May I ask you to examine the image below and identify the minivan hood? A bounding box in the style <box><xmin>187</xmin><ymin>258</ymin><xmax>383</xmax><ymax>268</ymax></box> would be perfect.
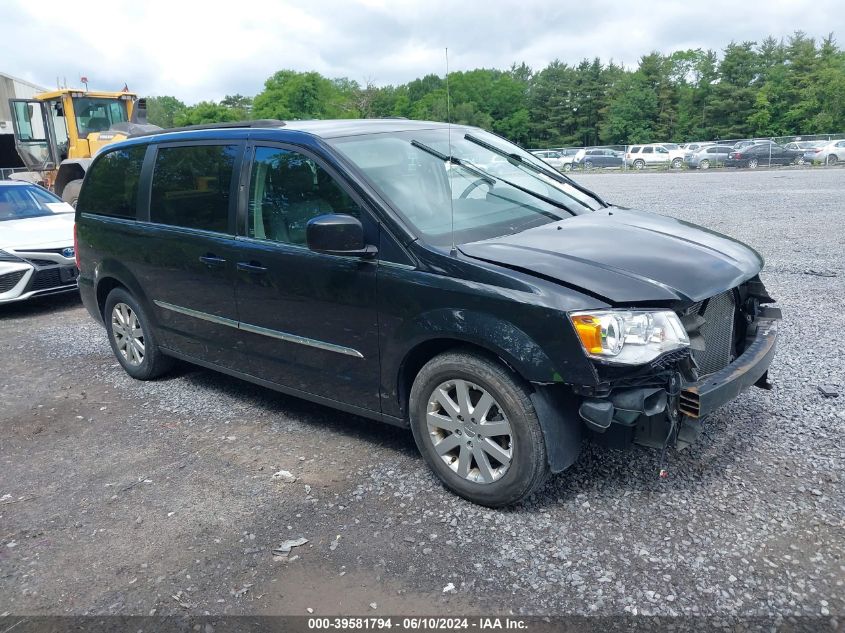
<box><xmin>459</xmin><ymin>208</ymin><xmax>763</xmax><ymax>304</ymax></box>
<box><xmin>0</xmin><ymin>213</ymin><xmax>74</xmax><ymax>251</ymax></box>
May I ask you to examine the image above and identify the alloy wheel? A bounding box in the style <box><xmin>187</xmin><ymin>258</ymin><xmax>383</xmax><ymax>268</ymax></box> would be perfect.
<box><xmin>426</xmin><ymin>379</ymin><xmax>513</xmax><ymax>484</ymax></box>
<box><xmin>111</xmin><ymin>302</ymin><xmax>145</xmax><ymax>366</ymax></box>
<box><xmin>700</xmin><ymin>159</ymin><xmax>710</xmax><ymax>169</ymax></box>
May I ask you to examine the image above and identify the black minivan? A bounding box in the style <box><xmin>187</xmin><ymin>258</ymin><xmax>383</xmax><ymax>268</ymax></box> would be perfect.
<box><xmin>75</xmin><ymin>119</ymin><xmax>780</xmax><ymax>507</ymax></box>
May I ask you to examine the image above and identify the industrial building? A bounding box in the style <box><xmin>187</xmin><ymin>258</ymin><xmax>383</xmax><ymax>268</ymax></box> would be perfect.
<box><xmin>0</xmin><ymin>72</ymin><xmax>46</xmax><ymax>176</ymax></box>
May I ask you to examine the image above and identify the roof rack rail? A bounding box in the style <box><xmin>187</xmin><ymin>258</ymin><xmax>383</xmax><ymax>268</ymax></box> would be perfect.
<box><xmin>129</xmin><ymin>119</ymin><xmax>285</xmax><ymax>138</ymax></box>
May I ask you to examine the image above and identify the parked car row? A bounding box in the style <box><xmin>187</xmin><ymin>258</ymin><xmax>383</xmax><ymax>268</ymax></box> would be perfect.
<box><xmin>531</xmin><ymin>137</ymin><xmax>845</xmax><ymax>172</ymax></box>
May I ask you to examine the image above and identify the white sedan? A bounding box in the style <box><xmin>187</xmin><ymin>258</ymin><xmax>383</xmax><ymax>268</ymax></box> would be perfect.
<box><xmin>0</xmin><ymin>181</ymin><xmax>78</xmax><ymax>305</ymax></box>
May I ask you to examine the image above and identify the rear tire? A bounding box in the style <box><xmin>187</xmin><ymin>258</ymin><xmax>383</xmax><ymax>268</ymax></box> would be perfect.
<box><xmin>409</xmin><ymin>351</ymin><xmax>549</xmax><ymax>507</ymax></box>
<box><xmin>699</xmin><ymin>159</ymin><xmax>710</xmax><ymax>170</ymax></box>
<box><xmin>61</xmin><ymin>179</ymin><xmax>84</xmax><ymax>208</ymax></box>
<box><xmin>828</xmin><ymin>154</ymin><xmax>838</xmax><ymax>165</ymax></box>
<box><xmin>104</xmin><ymin>288</ymin><xmax>173</xmax><ymax>380</ymax></box>
<box><xmin>671</xmin><ymin>158</ymin><xmax>683</xmax><ymax>169</ymax></box>
<box><xmin>562</xmin><ymin>163</ymin><xmax>572</xmax><ymax>172</ymax></box>
<box><xmin>748</xmin><ymin>158</ymin><xmax>759</xmax><ymax>169</ymax></box>
<box><xmin>584</xmin><ymin>160</ymin><xmax>594</xmax><ymax>170</ymax></box>
<box><xmin>633</xmin><ymin>159</ymin><xmax>645</xmax><ymax>170</ymax></box>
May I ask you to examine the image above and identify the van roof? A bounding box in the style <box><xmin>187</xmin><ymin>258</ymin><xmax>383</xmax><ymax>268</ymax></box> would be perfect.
<box><xmin>130</xmin><ymin>118</ymin><xmax>451</xmax><ymax>142</ymax></box>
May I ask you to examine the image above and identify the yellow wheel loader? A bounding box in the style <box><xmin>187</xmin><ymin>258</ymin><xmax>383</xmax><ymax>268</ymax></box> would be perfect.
<box><xmin>8</xmin><ymin>88</ymin><xmax>159</xmax><ymax>205</ymax></box>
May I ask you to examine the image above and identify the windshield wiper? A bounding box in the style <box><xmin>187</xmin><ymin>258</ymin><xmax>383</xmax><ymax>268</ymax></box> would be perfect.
<box><xmin>410</xmin><ymin>140</ymin><xmax>494</xmax><ymax>184</ymax></box>
<box><xmin>410</xmin><ymin>139</ymin><xmax>576</xmax><ymax>217</ymax></box>
<box><xmin>463</xmin><ymin>133</ymin><xmax>608</xmax><ymax>207</ymax></box>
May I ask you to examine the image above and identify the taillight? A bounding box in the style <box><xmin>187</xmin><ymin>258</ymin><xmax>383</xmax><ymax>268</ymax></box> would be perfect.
<box><xmin>734</xmin><ymin>153</ymin><xmax>742</xmax><ymax>159</ymax></box>
<box><xmin>73</xmin><ymin>223</ymin><xmax>80</xmax><ymax>269</ymax></box>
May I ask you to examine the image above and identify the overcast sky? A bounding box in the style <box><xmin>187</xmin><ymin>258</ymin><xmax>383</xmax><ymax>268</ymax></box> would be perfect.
<box><xmin>2</xmin><ymin>0</ymin><xmax>842</xmax><ymax>104</ymax></box>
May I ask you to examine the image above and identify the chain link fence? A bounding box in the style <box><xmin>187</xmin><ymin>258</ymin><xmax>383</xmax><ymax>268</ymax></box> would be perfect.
<box><xmin>0</xmin><ymin>167</ymin><xmax>28</xmax><ymax>181</ymax></box>
<box><xmin>530</xmin><ymin>133</ymin><xmax>845</xmax><ymax>172</ymax></box>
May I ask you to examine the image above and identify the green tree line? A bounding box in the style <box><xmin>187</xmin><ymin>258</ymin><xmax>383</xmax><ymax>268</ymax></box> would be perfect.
<box><xmin>146</xmin><ymin>31</ymin><xmax>845</xmax><ymax>147</ymax></box>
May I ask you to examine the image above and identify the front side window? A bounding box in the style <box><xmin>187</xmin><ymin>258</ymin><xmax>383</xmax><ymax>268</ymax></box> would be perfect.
<box><xmin>73</xmin><ymin>98</ymin><xmax>128</xmax><ymax>139</ymax></box>
<box><xmin>329</xmin><ymin>128</ymin><xmax>602</xmax><ymax>246</ymax></box>
<box><xmin>78</xmin><ymin>145</ymin><xmax>146</xmax><ymax>219</ymax></box>
<box><xmin>150</xmin><ymin>144</ymin><xmax>238</xmax><ymax>233</ymax></box>
<box><xmin>248</xmin><ymin>146</ymin><xmax>361</xmax><ymax>246</ymax></box>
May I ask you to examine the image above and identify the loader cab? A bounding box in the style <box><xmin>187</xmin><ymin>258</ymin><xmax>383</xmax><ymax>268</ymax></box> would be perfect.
<box><xmin>9</xmin><ymin>89</ymin><xmax>138</xmax><ymax>203</ymax></box>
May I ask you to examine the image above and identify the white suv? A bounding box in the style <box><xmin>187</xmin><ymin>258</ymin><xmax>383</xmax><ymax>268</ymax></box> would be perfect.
<box><xmin>625</xmin><ymin>144</ymin><xmax>685</xmax><ymax>169</ymax></box>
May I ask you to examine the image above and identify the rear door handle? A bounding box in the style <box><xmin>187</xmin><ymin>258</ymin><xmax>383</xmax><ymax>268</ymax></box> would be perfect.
<box><xmin>237</xmin><ymin>261</ymin><xmax>268</xmax><ymax>274</ymax></box>
<box><xmin>199</xmin><ymin>254</ymin><xmax>227</xmax><ymax>267</ymax></box>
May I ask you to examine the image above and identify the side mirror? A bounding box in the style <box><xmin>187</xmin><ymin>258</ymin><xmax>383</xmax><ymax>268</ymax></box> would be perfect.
<box><xmin>306</xmin><ymin>214</ymin><xmax>377</xmax><ymax>258</ymax></box>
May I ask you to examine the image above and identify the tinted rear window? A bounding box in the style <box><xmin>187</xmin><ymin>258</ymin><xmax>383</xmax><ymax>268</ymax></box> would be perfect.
<box><xmin>150</xmin><ymin>144</ymin><xmax>238</xmax><ymax>233</ymax></box>
<box><xmin>78</xmin><ymin>145</ymin><xmax>146</xmax><ymax>218</ymax></box>
<box><xmin>629</xmin><ymin>146</ymin><xmax>641</xmax><ymax>153</ymax></box>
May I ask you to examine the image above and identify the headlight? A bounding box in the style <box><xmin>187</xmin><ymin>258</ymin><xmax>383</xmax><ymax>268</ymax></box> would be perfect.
<box><xmin>569</xmin><ymin>309</ymin><xmax>689</xmax><ymax>365</ymax></box>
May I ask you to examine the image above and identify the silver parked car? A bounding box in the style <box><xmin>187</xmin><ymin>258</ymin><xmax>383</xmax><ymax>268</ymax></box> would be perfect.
<box><xmin>0</xmin><ymin>181</ymin><xmax>78</xmax><ymax>305</ymax></box>
<box><xmin>784</xmin><ymin>141</ymin><xmax>826</xmax><ymax>164</ymax></box>
<box><xmin>804</xmin><ymin>139</ymin><xmax>845</xmax><ymax>165</ymax></box>
<box><xmin>688</xmin><ymin>145</ymin><xmax>735</xmax><ymax>169</ymax></box>
<box><xmin>530</xmin><ymin>150</ymin><xmax>566</xmax><ymax>171</ymax></box>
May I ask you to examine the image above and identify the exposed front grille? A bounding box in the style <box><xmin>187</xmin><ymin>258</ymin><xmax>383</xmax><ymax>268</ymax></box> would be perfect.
<box><xmin>0</xmin><ymin>270</ymin><xmax>26</xmax><ymax>293</ymax></box>
<box><xmin>26</xmin><ymin>258</ymin><xmax>58</xmax><ymax>267</ymax></box>
<box><xmin>689</xmin><ymin>290</ymin><xmax>736</xmax><ymax>376</ymax></box>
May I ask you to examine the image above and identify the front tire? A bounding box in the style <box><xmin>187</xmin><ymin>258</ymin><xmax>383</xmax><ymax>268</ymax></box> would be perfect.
<box><xmin>409</xmin><ymin>351</ymin><xmax>549</xmax><ymax>507</ymax></box>
<box><xmin>562</xmin><ymin>163</ymin><xmax>572</xmax><ymax>172</ymax></box>
<box><xmin>104</xmin><ymin>288</ymin><xmax>173</xmax><ymax>380</ymax></box>
<box><xmin>699</xmin><ymin>159</ymin><xmax>710</xmax><ymax>170</ymax></box>
<box><xmin>62</xmin><ymin>179</ymin><xmax>84</xmax><ymax>208</ymax></box>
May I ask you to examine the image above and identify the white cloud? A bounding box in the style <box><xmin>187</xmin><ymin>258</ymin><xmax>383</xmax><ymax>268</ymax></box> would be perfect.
<box><xmin>1</xmin><ymin>0</ymin><xmax>841</xmax><ymax>103</ymax></box>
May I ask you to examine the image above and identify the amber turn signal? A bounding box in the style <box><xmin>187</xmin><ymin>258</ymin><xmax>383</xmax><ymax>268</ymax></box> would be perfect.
<box><xmin>571</xmin><ymin>314</ymin><xmax>603</xmax><ymax>354</ymax></box>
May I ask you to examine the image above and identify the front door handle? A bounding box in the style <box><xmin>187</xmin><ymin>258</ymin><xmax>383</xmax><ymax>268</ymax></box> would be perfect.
<box><xmin>199</xmin><ymin>254</ymin><xmax>227</xmax><ymax>267</ymax></box>
<box><xmin>237</xmin><ymin>261</ymin><xmax>268</xmax><ymax>274</ymax></box>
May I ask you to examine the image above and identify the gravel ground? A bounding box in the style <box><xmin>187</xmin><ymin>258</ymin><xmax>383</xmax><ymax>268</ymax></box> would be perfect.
<box><xmin>1</xmin><ymin>168</ymin><xmax>843</xmax><ymax>623</ymax></box>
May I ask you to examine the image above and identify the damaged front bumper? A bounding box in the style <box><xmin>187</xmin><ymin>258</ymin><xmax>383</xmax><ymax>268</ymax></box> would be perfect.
<box><xmin>679</xmin><ymin>312</ymin><xmax>779</xmax><ymax>418</ymax></box>
<box><xmin>577</xmin><ymin>306</ymin><xmax>781</xmax><ymax>448</ymax></box>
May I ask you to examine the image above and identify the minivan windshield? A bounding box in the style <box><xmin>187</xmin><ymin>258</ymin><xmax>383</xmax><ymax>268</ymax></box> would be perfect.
<box><xmin>329</xmin><ymin>128</ymin><xmax>604</xmax><ymax>246</ymax></box>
